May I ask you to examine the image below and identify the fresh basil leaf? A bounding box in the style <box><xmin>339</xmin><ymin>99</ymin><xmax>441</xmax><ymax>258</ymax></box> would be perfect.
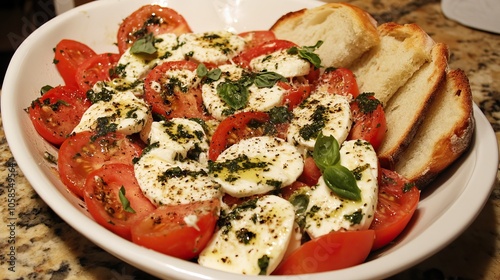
<box><xmin>254</xmin><ymin>71</ymin><xmax>286</xmax><ymax>88</ymax></box>
<box><xmin>217</xmin><ymin>80</ymin><xmax>249</xmax><ymax>110</ymax></box>
<box><xmin>287</xmin><ymin>40</ymin><xmax>323</xmax><ymax>68</ymax></box>
<box><xmin>196</xmin><ymin>63</ymin><xmax>208</xmax><ymax>77</ymax></box>
<box><xmin>323</xmin><ymin>165</ymin><xmax>361</xmax><ymax>201</ymax></box>
<box><xmin>118</xmin><ymin>186</ymin><xmax>136</xmax><ymax>213</ymax></box>
<box><xmin>130</xmin><ymin>33</ymin><xmax>157</xmax><ymax>55</ymax></box>
<box><xmin>313</xmin><ymin>133</ymin><xmax>340</xmax><ymax>172</ymax></box>
<box><xmin>207</xmin><ymin>68</ymin><xmax>222</xmax><ymax>81</ymax></box>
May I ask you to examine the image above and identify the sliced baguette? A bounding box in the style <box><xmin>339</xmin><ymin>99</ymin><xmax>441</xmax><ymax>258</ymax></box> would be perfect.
<box><xmin>378</xmin><ymin>43</ymin><xmax>449</xmax><ymax>168</ymax></box>
<box><xmin>349</xmin><ymin>22</ymin><xmax>435</xmax><ymax>105</ymax></box>
<box><xmin>270</xmin><ymin>2</ymin><xmax>379</xmax><ymax>68</ymax></box>
<box><xmin>393</xmin><ymin>69</ymin><xmax>475</xmax><ymax>188</ymax></box>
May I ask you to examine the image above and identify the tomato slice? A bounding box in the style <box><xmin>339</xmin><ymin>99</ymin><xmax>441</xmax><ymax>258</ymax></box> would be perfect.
<box><xmin>313</xmin><ymin>67</ymin><xmax>360</xmax><ymax>98</ymax></box>
<box><xmin>238</xmin><ymin>30</ymin><xmax>277</xmax><ymax>50</ymax></box>
<box><xmin>233</xmin><ymin>39</ymin><xmax>297</xmax><ymax>69</ymax></box>
<box><xmin>208</xmin><ymin>111</ymin><xmax>270</xmax><ymax>161</ymax></box>
<box><xmin>273</xmin><ymin>230</ymin><xmax>375</xmax><ymax>275</ymax></box>
<box><xmin>54</xmin><ymin>39</ymin><xmax>96</xmax><ymax>87</ymax></box>
<box><xmin>83</xmin><ymin>163</ymin><xmax>156</xmax><ymax>240</ymax></box>
<box><xmin>131</xmin><ymin>198</ymin><xmax>220</xmax><ymax>260</ymax></box>
<box><xmin>28</xmin><ymin>85</ymin><xmax>91</xmax><ymax>145</ymax></box>
<box><xmin>75</xmin><ymin>52</ymin><xmax>120</xmax><ymax>93</ymax></box>
<box><xmin>279</xmin><ymin>81</ymin><xmax>311</xmax><ymax>110</ymax></box>
<box><xmin>348</xmin><ymin>93</ymin><xmax>387</xmax><ymax>151</ymax></box>
<box><xmin>58</xmin><ymin>131</ymin><xmax>143</xmax><ymax>198</ymax></box>
<box><xmin>297</xmin><ymin>156</ymin><xmax>322</xmax><ymax>186</ymax></box>
<box><xmin>369</xmin><ymin>168</ymin><xmax>420</xmax><ymax>251</ymax></box>
<box><xmin>117</xmin><ymin>4</ymin><xmax>192</xmax><ymax>54</ymax></box>
<box><xmin>144</xmin><ymin>60</ymin><xmax>207</xmax><ymax>120</ymax></box>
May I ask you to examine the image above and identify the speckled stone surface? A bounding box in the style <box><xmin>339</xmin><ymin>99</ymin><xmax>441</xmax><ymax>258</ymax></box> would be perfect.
<box><xmin>1</xmin><ymin>0</ymin><xmax>499</xmax><ymax>279</ymax></box>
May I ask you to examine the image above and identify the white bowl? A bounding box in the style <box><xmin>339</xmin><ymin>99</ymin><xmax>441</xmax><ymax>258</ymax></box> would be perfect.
<box><xmin>2</xmin><ymin>0</ymin><xmax>498</xmax><ymax>279</ymax></box>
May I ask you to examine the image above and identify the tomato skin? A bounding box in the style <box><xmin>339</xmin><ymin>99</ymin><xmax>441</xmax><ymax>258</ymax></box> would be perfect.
<box><xmin>58</xmin><ymin>131</ymin><xmax>143</xmax><ymax>198</ymax></box>
<box><xmin>279</xmin><ymin>82</ymin><xmax>311</xmax><ymax>110</ymax></box>
<box><xmin>370</xmin><ymin>168</ymin><xmax>420</xmax><ymax>251</ymax></box>
<box><xmin>208</xmin><ymin>111</ymin><xmax>270</xmax><ymax>161</ymax></box>
<box><xmin>313</xmin><ymin>67</ymin><xmax>360</xmax><ymax>98</ymax></box>
<box><xmin>117</xmin><ymin>5</ymin><xmax>192</xmax><ymax>54</ymax></box>
<box><xmin>131</xmin><ymin>198</ymin><xmax>220</xmax><ymax>260</ymax></box>
<box><xmin>348</xmin><ymin>94</ymin><xmax>387</xmax><ymax>151</ymax></box>
<box><xmin>233</xmin><ymin>39</ymin><xmax>297</xmax><ymax>69</ymax></box>
<box><xmin>75</xmin><ymin>52</ymin><xmax>120</xmax><ymax>93</ymax></box>
<box><xmin>273</xmin><ymin>230</ymin><xmax>375</xmax><ymax>275</ymax></box>
<box><xmin>28</xmin><ymin>85</ymin><xmax>91</xmax><ymax>145</ymax></box>
<box><xmin>238</xmin><ymin>30</ymin><xmax>276</xmax><ymax>50</ymax></box>
<box><xmin>297</xmin><ymin>156</ymin><xmax>322</xmax><ymax>186</ymax></box>
<box><xmin>54</xmin><ymin>39</ymin><xmax>96</xmax><ymax>87</ymax></box>
<box><xmin>144</xmin><ymin>60</ymin><xmax>206</xmax><ymax>120</ymax></box>
<box><xmin>83</xmin><ymin>163</ymin><xmax>156</xmax><ymax>240</ymax></box>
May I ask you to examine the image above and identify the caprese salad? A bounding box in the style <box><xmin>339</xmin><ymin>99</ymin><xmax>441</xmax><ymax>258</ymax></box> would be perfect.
<box><xmin>27</xmin><ymin>4</ymin><xmax>420</xmax><ymax>276</ymax></box>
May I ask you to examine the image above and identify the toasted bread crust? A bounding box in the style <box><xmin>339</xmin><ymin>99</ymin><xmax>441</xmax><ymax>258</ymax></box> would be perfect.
<box><xmin>378</xmin><ymin>43</ymin><xmax>450</xmax><ymax>168</ymax></box>
<box><xmin>270</xmin><ymin>3</ymin><xmax>379</xmax><ymax>68</ymax></box>
<box><xmin>394</xmin><ymin>69</ymin><xmax>475</xmax><ymax>188</ymax></box>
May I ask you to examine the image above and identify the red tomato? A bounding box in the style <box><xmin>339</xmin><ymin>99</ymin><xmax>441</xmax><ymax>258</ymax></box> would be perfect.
<box><xmin>58</xmin><ymin>131</ymin><xmax>143</xmax><ymax>198</ymax></box>
<box><xmin>348</xmin><ymin>93</ymin><xmax>387</xmax><ymax>151</ymax></box>
<box><xmin>117</xmin><ymin>5</ymin><xmax>192</xmax><ymax>54</ymax></box>
<box><xmin>144</xmin><ymin>60</ymin><xmax>207</xmax><ymax>120</ymax></box>
<box><xmin>75</xmin><ymin>52</ymin><xmax>120</xmax><ymax>93</ymax></box>
<box><xmin>279</xmin><ymin>81</ymin><xmax>311</xmax><ymax>110</ymax></box>
<box><xmin>314</xmin><ymin>67</ymin><xmax>359</xmax><ymax>98</ymax></box>
<box><xmin>208</xmin><ymin>111</ymin><xmax>270</xmax><ymax>161</ymax></box>
<box><xmin>54</xmin><ymin>39</ymin><xmax>96</xmax><ymax>87</ymax></box>
<box><xmin>280</xmin><ymin>181</ymin><xmax>309</xmax><ymax>200</ymax></box>
<box><xmin>131</xmin><ymin>198</ymin><xmax>220</xmax><ymax>260</ymax></box>
<box><xmin>370</xmin><ymin>168</ymin><xmax>420</xmax><ymax>251</ymax></box>
<box><xmin>297</xmin><ymin>156</ymin><xmax>322</xmax><ymax>186</ymax></box>
<box><xmin>238</xmin><ymin>30</ymin><xmax>276</xmax><ymax>50</ymax></box>
<box><xmin>83</xmin><ymin>163</ymin><xmax>156</xmax><ymax>240</ymax></box>
<box><xmin>273</xmin><ymin>230</ymin><xmax>375</xmax><ymax>275</ymax></box>
<box><xmin>233</xmin><ymin>39</ymin><xmax>297</xmax><ymax>69</ymax></box>
<box><xmin>28</xmin><ymin>85</ymin><xmax>91</xmax><ymax>145</ymax></box>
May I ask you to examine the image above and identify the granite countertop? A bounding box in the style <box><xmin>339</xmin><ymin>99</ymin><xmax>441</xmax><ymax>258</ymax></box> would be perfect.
<box><xmin>1</xmin><ymin>0</ymin><xmax>499</xmax><ymax>279</ymax></box>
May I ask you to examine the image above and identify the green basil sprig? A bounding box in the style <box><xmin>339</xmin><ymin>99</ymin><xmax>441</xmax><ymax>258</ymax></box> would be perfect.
<box><xmin>313</xmin><ymin>133</ymin><xmax>361</xmax><ymax>201</ymax></box>
<box><xmin>197</xmin><ymin>63</ymin><xmax>222</xmax><ymax>81</ymax></box>
<box><xmin>217</xmin><ymin>80</ymin><xmax>249</xmax><ymax>110</ymax></box>
<box><xmin>253</xmin><ymin>71</ymin><xmax>286</xmax><ymax>88</ymax></box>
<box><xmin>287</xmin><ymin>40</ymin><xmax>323</xmax><ymax>69</ymax></box>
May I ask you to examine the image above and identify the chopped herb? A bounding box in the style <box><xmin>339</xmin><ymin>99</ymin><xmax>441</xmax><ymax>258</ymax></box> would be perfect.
<box><xmin>268</xmin><ymin>106</ymin><xmax>292</xmax><ymax>124</ymax></box>
<box><xmin>91</xmin><ymin>117</ymin><xmax>118</xmax><ymax>141</ymax></box>
<box><xmin>40</xmin><ymin>85</ymin><xmax>53</xmax><ymax>95</ymax></box>
<box><xmin>43</xmin><ymin>151</ymin><xmax>57</xmax><ymax>165</ymax></box>
<box><xmin>356</xmin><ymin>92</ymin><xmax>381</xmax><ymax>113</ymax></box>
<box><xmin>119</xmin><ymin>186</ymin><xmax>136</xmax><ymax>213</ymax></box>
<box><xmin>344</xmin><ymin>209</ymin><xmax>363</xmax><ymax>225</ymax></box>
<box><xmin>236</xmin><ymin>228</ymin><xmax>256</xmax><ymax>244</ymax></box>
<box><xmin>299</xmin><ymin>105</ymin><xmax>327</xmax><ymax>140</ymax></box>
<box><xmin>158</xmin><ymin>166</ymin><xmax>208</xmax><ymax>182</ymax></box>
<box><xmin>258</xmin><ymin>255</ymin><xmax>270</xmax><ymax>275</ymax></box>
<box><xmin>403</xmin><ymin>182</ymin><xmax>416</xmax><ymax>193</ymax></box>
<box><xmin>87</xmin><ymin>88</ymin><xmax>114</xmax><ymax>104</ymax></box>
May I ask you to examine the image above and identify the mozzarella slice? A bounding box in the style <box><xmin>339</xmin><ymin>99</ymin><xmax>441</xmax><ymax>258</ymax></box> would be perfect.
<box><xmin>72</xmin><ymin>90</ymin><xmax>150</xmax><ymax>135</ymax></box>
<box><xmin>202</xmin><ymin>64</ymin><xmax>286</xmax><ymax>120</ymax></box>
<box><xmin>250</xmin><ymin>48</ymin><xmax>311</xmax><ymax>78</ymax></box>
<box><xmin>305</xmin><ymin>139</ymin><xmax>378</xmax><ymax>238</ymax></box>
<box><xmin>178</xmin><ymin>31</ymin><xmax>245</xmax><ymax>64</ymax></box>
<box><xmin>198</xmin><ymin>195</ymin><xmax>295</xmax><ymax>275</ymax></box>
<box><xmin>211</xmin><ymin>136</ymin><xmax>303</xmax><ymax>198</ymax></box>
<box><xmin>145</xmin><ymin>118</ymin><xmax>209</xmax><ymax>164</ymax></box>
<box><xmin>287</xmin><ymin>91</ymin><xmax>352</xmax><ymax>152</ymax></box>
<box><xmin>115</xmin><ymin>33</ymin><xmax>184</xmax><ymax>83</ymax></box>
<box><xmin>134</xmin><ymin>153</ymin><xmax>221</xmax><ymax>206</ymax></box>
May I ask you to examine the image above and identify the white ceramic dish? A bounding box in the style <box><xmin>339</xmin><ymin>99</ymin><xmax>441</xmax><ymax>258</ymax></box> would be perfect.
<box><xmin>1</xmin><ymin>0</ymin><xmax>498</xmax><ymax>279</ymax></box>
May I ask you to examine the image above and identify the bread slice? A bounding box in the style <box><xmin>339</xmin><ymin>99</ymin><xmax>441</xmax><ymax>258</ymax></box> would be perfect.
<box><xmin>393</xmin><ymin>69</ymin><xmax>475</xmax><ymax>188</ymax></box>
<box><xmin>378</xmin><ymin>43</ymin><xmax>449</xmax><ymax>168</ymax></box>
<box><xmin>349</xmin><ymin>22</ymin><xmax>435</xmax><ymax>105</ymax></box>
<box><xmin>270</xmin><ymin>2</ymin><xmax>380</xmax><ymax>68</ymax></box>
